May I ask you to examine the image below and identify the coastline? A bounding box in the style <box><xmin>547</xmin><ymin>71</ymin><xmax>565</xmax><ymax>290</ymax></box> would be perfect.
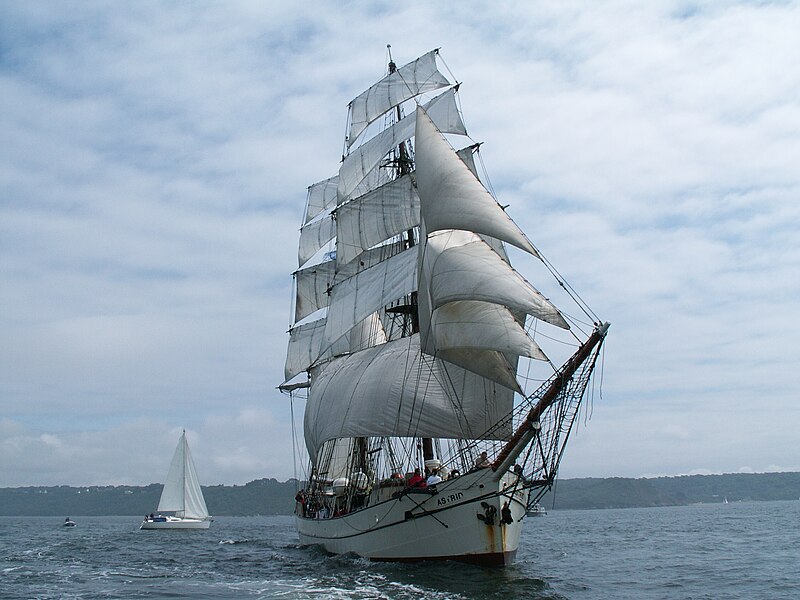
<box><xmin>1</xmin><ymin>472</ymin><xmax>798</xmax><ymax>516</ymax></box>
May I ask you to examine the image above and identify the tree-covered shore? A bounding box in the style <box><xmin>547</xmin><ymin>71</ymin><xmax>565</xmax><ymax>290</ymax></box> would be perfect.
<box><xmin>1</xmin><ymin>472</ymin><xmax>798</xmax><ymax>516</ymax></box>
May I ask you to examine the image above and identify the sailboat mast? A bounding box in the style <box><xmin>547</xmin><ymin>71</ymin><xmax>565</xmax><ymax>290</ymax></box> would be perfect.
<box><xmin>181</xmin><ymin>430</ymin><xmax>187</xmax><ymax>517</ymax></box>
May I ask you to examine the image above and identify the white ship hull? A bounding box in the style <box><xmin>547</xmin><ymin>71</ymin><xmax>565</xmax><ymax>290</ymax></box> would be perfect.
<box><xmin>140</xmin><ymin>516</ymin><xmax>211</xmax><ymax>530</ymax></box>
<box><xmin>296</xmin><ymin>470</ymin><xmax>528</xmax><ymax>566</ymax></box>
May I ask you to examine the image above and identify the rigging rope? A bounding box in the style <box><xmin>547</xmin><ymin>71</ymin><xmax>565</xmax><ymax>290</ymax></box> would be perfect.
<box><xmin>289</xmin><ymin>393</ymin><xmax>300</xmax><ymax>490</ymax></box>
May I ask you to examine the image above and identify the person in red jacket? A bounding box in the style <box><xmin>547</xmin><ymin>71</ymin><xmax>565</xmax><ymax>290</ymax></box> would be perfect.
<box><xmin>406</xmin><ymin>468</ymin><xmax>427</xmax><ymax>488</ymax></box>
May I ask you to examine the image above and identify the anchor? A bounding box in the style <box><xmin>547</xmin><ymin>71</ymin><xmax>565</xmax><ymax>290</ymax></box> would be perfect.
<box><xmin>476</xmin><ymin>501</ymin><xmax>497</xmax><ymax>525</ymax></box>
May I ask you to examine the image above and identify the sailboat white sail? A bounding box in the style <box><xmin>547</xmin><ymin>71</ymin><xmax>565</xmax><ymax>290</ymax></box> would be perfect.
<box><xmin>141</xmin><ymin>430</ymin><xmax>211</xmax><ymax>530</ymax></box>
<box><xmin>281</xmin><ymin>47</ymin><xmax>608</xmax><ymax>565</ymax></box>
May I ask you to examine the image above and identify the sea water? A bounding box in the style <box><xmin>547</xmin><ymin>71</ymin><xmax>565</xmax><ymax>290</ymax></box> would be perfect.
<box><xmin>1</xmin><ymin>501</ymin><xmax>798</xmax><ymax>599</ymax></box>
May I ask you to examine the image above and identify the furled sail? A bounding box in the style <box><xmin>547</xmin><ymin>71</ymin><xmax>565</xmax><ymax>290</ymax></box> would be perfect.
<box><xmin>303</xmin><ymin>335</ymin><xmax>514</xmax><ymax>461</ymax></box>
<box><xmin>414</xmin><ymin>106</ymin><xmax>537</xmax><ymax>256</ymax></box>
<box><xmin>347</xmin><ymin>49</ymin><xmax>450</xmax><ymax>147</ymax></box>
<box><xmin>156</xmin><ymin>432</ymin><xmax>208</xmax><ymax>519</ymax></box>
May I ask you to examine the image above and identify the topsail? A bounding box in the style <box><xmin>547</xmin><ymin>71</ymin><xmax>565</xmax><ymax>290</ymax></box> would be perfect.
<box><xmin>347</xmin><ymin>49</ymin><xmax>450</xmax><ymax>147</ymax></box>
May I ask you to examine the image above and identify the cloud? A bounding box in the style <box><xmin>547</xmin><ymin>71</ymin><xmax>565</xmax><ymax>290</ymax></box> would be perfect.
<box><xmin>0</xmin><ymin>409</ymin><xmax>298</xmax><ymax>486</ymax></box>
<box><xmin>1</xmin><ymin>1</ymin><xmax>798</xmax><ymax>486</ymax></box>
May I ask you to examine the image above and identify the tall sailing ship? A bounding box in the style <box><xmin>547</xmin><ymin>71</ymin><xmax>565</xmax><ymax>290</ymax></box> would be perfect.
<box><xmin>280</xmin><ymin>48</ymin><xmax>608</xmax><ymax>566</ymax></box>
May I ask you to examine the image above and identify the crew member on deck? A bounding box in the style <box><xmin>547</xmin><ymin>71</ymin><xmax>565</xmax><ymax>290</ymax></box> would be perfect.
<box><xmin>475</xmin><ymin>451</ymin><xmax>490</xmax><ymax>469</ymax></box>
<box><xmin>407</xmin><ymin>468</ymin><xmax>426</xmax><ymax>488</ymax></box>
<box><xmin>426</xmin><ymin>469</ymin><xmax>442</xmax><ymax>487</ymax></box>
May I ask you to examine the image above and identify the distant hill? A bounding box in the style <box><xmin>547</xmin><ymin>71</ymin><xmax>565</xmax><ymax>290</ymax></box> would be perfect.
<box><xmin>1</xmin><ymin>473</ymin><xmax>798</xmax><ymax>516</ymax></box>
<box><xmin>0</xmin><ymin>478</ymin><xmax>299</xmax><ymax>517</ymax></box>
<box><xmin>539</xmin><ymin>472</ymin><xmax>800</xmax><ymax>509</ymax></box>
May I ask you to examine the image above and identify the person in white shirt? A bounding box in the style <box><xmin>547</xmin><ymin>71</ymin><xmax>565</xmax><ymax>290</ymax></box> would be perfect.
<box><xmin>426</xmin><ymin>469</ymin><xmax>443</xmax><ymax>487</ymax></box>
<box><xmin>474</xmin><ymin>451</ymin><xmax>490</xmax><ymax>469</ymax></box>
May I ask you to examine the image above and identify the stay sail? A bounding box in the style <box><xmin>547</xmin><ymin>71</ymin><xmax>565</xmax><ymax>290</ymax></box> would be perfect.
<box><xmin>280</xmin><ymin>47</ymin><xmax>609</xmax><ymax>565</ymax></box>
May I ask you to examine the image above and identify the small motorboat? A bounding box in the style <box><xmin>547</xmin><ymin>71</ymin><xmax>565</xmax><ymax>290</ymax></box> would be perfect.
<box><xmin>526</xmin><ymin>503</ymin><xmax>547</xmax><ymax>517</ymax></box>
<box><xmin>63</xmin><ymin>517</ymin><xmax>76</xmax><ymax>527</ymax></box>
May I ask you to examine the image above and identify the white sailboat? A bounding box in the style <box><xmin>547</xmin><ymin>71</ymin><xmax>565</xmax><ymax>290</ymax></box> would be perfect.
<box><xmin>141</xmin><ymin>430</ymin><xmax>211</xmax><ymax>530</ymax></box>
<box><xmin>280</xmin><ymin>47</ymin><xmax>608</xmax><ymax>566</ymax></box>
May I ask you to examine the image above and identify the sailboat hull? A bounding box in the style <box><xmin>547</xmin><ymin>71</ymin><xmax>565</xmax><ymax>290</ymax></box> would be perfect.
<box><xmin>140</xmin><ymin>516</ymin><xmax>211</xmax><ymax>530</ymax></box>
<box><xmin>296</xmin><ymin>471</ymin><xmax>528</xmax><ymax>565</ymax></box>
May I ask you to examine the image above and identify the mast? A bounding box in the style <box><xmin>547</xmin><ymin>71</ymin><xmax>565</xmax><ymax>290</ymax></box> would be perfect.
<box><xmin>180</xmin><ymin>430</ymin><xmax>187</xmax><ymax>517</ymax></box>
<box><xmin>491</xmin><ymin>322</ymin><xmax>610</xmax><ymax>476</ymax></box>
<box><xmin>387</xmin><ymin>45</ymin><xmax>414</xmax><ymax>179</ymax></box>
<box><xmin>388</xmin><ymin>45</ymin><xmax>429</xmax><ymax>463</ymax></box>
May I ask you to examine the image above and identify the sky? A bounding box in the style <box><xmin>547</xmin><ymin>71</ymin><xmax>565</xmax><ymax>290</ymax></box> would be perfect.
<box><xmin>1</xmin><ymin>1</ymin><xmax>798</xmax><ymax>487</ymax></box>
